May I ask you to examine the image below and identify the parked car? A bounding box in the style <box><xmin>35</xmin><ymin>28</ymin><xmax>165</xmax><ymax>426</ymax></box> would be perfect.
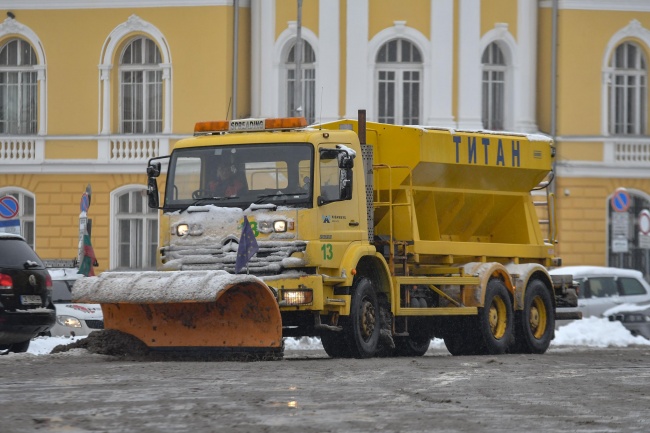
<box><xmin>606</xmin><ymin>301</ymin><xmax>650</xmax><ymax>340</ymax></box>
<box><xmin>0</xmin><ymin>233</ymin><xmax>56</xmax><ymax>354</ymax></box>
<box><xmin>549</xmin><ymin>266</ymin><xmax>650</xmax><ymax>327</ymax></box>
<box><xmin>47</xmin><ymin>266</ymin><xmax>103</xmax><ymax>337</ymax></box>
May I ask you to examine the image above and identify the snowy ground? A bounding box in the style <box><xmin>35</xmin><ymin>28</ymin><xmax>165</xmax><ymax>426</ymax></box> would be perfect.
<box><xmin>26</xmin><ymin>316</ymin><xmax>650</xmax><ymax>355</ymax></box>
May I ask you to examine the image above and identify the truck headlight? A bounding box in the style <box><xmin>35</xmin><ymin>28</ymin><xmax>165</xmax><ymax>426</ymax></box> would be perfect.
<box><xmin>258</xmin><ymin>219</ymin><xmax>289</xmax><ymax>233</ymax></box>
<box><xmin>280</xmin><ymin>289</ymin><xmax>313</xmax><ymax>306</ymax></box>
<box><xmin>57</xmin><ymin>315</ymin><xmax>82</xmax><ymax>328</ymax></box>
<box><xmin>176</xmin><ymin>224</ymin><xmax>189</xmax><ymax>236</ymax></box>
<box><xmin>273</xmin><ymin>220</ymin><xmax>287</xmax><ymax>233</ymax></box>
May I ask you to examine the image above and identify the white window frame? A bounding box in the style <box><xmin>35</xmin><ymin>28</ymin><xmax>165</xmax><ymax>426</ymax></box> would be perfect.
<box><xmin>0</xmin><ymin>187</ymin><xmax>35</xmax><ymax>249</ymax></box>
<box><xmin>283</xmin><ymin>40</ymin><xmax>317</xmax><ymax>123</ymax></box>
<box><xmin>374</xmin><ymin>38</ymin><xmax>423</xmax><ymax>125</ymax></box>
<box><xmin>0</xmin><ymin>18</ymin><xmax>46</xmax><ymax>136</ymax></box>
<box><xmin>479</xmin><ymin>25</ymin><xmax>517</xmax><ymax>132</ymax></box>
<box><xmin>601</xmin><ymin>20</ymin><xmax>650</xmax><ymax>136</ymax></box>
<box><xmin>118</xmin><ymin>37</ymin><xmax>163</xmax><ymax>134</ymax></box>
<box><xmin>0</xmin><ymin>38</ymin><xmax>38</xmax><ymax>135</ymax></box>
<box><xmin>482</xmin><ymin>42</ymin><xmax>507</xmax><ymax>131</ymax></box>
<box><xmin>366</xmin><ymin>22</ymin><xmax>429</xmax><ymax>124</ymax></box>
<box><xmin>99</xmin><ymin>15</ymin><xmax>172</xmax><ymax>135</ymax></box>
<box><xmin>608</xmin><ymin>42</ymin><xmax>647</xmax><ymax>136</ymax></box>
<box><xmin>110</xmin><ymin>185</ymin><xmax>158</xmax><ymax>270</ymax></box>
<box><xmin>274</xmin><ymin>24</ymin><xmax>319</xmax><ymax>122</ymax></box>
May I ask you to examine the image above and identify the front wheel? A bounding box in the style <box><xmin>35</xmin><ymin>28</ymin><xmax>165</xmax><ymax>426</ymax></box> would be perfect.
<box><xmin>345</xmin><ymin>278</ymin><xmax>380</xmax><ymax>358</ymax></box>
<box><xmin>320</xmin><ymin>329</ymin><xmax>353</xmax><ymax>358</ymax></box>
<box><xmin>511</xmin><ymin>279</ymin><xmax>555</xmax><ymax>354</ymax></box>
<box><xmin>476</xmin><ymin>279</ymin><xmax>513</xmax><ymax>355</ymax></box>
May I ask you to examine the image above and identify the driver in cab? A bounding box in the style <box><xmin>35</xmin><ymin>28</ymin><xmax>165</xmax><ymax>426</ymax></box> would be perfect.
<box><xmin>208</xmin><ymin>160</ymin><xmax>244</xmax><ymax>197</ymax></box>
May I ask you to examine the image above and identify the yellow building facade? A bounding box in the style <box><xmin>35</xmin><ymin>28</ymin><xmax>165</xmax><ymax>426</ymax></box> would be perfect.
<box><xmin>0</xmin><ymin>1</ymin><xmax>649</xmax><ymax>276</ymax></box>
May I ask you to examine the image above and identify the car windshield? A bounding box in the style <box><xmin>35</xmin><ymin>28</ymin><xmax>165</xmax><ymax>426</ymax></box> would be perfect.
<box><xmin>164</xmin><ymin>143</ymin><xmax>313</xmax><ymax>211</ymax></box>
<box><xmin>0</xmin><ymin>239</ymin><xmax>44</xmax><ymax>268</ymax></box>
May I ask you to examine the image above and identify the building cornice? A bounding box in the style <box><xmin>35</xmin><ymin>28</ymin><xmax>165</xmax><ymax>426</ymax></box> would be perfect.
<box><xmin>540</xmin><ymin>0</ymin><xmax>650</xmax><ymax>12</ymax></box>
<box><xmin>0</xmin><ymin>0</ymin><xmax>249</xmax><ymax>10</ymax></box>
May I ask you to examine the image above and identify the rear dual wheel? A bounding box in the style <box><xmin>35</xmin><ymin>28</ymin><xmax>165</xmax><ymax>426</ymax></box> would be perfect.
<box><xmin>510</xmin><ymin>279</ymin><xmax>554</xmax><ymax>354</ymax></box>
<box><xmin>443</xmin><ymin>279</ymin><xmax>513</xmax><ymax>356</ymax></box>
<box><xmin>476</xmin><ymin>279</ymin><xmax>513</xmax><ymax>355</ymax></box>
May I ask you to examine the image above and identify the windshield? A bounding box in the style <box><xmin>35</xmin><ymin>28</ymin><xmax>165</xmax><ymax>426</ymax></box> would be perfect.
<box><xmin>164</xmin><ymin>143</ymin><xmax>313</xmax><ymax>210</ymax></box>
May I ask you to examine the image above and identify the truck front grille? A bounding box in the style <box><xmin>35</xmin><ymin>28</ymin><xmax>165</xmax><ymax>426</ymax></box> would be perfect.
<box><xmin>161</xmin><ymin>240</ymin><xmax>307</xmax><ymax>275</ymax></box>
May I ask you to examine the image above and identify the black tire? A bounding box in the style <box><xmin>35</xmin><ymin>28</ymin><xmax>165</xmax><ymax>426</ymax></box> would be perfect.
<box><xmin>345</xmin><ymin>278</ymin><xmax>380</xmax><ymax>358</ymax></box>
<box><xmin>394</xmin><ymin>335</ymin><xmax>431</xmax><ymax>357</ymax></box>
<box><xmin>394</xmin><ymin>319</ymin><xmax>432</xmax><ymax>357</ymax></box>
<box><xmin>442</xmin><ymin>317</ymin><xmax>484</xmax><ymax>356</ymax></box>
<box><xmin>511</xmin><ymin>279</ymin><xmax>555</xmax><ymax>354</ymax></box>
<box><xmin>10</xmin><ymin>340</ymin><xmax>30</xmax><ymax>353</ymax></box>
<box><xmin>476</xmin><ymin>279</ymin><xmax>513</xmax><ymax>355</ymax></box>
<box><xmin>320</xmin><ymin>329</ymin><xmax>353</xmax><ymax>358</ymax></box>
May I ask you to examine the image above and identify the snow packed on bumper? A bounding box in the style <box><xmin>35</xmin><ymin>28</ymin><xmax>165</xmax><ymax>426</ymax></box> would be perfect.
<box><xmin>162</xmin><ymin>204</ymin><xmax>305</xmax><ymax>274</ymax></box>
<box><xmin>72</xmin><ymin>270</ymin><xmax>267</xmax><ymax>304</ymax></box>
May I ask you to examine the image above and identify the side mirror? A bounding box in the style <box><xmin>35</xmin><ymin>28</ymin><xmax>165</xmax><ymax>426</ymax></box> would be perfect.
<box><xmin>147</xmin><ymin>162</ymin><xmax>161</xmax><ymax>178</ymax></box>
<box><xmin>147</xmin><ymin>176</ymin><xmax>159</xmax><ymax>209</ymax></box>
<box><xmin>146</xmin><ymin>161</ymin><xmax>162</xmax><ymax>209</ymax></box>
<box><xmin>339</xmin><ymin>154</ymin><xmax>354</xmax><ymax>169</ymax></box>
<box><xmin>340</xmin><ymin>168</ymin><xmax>353</xmax><ymax>200</ymax></box>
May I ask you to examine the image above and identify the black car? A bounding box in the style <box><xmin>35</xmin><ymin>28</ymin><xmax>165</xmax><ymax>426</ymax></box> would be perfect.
<box><xmin>0</xmin><ymin>233</ymin><xmax>56</xmax><ymax>354</ymax></box>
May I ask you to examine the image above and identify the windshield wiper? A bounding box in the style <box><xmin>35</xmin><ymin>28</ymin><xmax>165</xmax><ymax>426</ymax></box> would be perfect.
<box><xmin>254</xmin><ymin>192</ymin><xmax>308</xmax><ymax>205</ymax></box>
<box><xmin>190</xmin><ymin>196</ymin><xmax>240</xmax><ymax>206</ymax></box>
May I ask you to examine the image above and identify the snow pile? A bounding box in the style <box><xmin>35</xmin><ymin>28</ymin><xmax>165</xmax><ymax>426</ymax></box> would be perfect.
<box><xmin>552</xmin><ymin>316</ymin><xmax>650</xmax><ymax>348</ymax></box>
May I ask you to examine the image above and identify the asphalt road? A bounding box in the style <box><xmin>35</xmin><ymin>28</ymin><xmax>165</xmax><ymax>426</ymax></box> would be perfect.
<box><xmin>1</xmin><ymin>345</ymin><xmax>649</xmax><ymax>433</ymax></box>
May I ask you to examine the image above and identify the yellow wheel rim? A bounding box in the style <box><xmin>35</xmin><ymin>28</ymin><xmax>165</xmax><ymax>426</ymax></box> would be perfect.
<box><xmin>488</xmin><ymin>296</ymin><xmax>508</xmax><ymax>339</ymax></box>
<box><xmin>529</xmin><ymin>296</ymin><xmax>547</xmax><ymax>339</ymax></box>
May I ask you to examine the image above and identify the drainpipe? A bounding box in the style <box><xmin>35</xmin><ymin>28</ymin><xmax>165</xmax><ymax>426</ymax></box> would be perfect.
<box><xmin>550</xmin><ymin>0</ymin><xmax>559</xmax><ymax>202</ymax></box>
<box><xmin>551</xmin><ymin>0</ymin><xmax>558</xmax><ymax>141</ymax></box>
<box><xmin>232</xmin><ymin>0</ymin><xmax>239</xmax><ymax>119</ymax></box>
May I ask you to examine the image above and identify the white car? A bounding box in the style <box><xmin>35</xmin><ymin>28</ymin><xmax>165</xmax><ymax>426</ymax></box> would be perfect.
<box><xmin>48</xmin><ymin>267</ymin><xmax>104</xmax><ymax>337</ymax></box>
<box><xmin>549</xmin><ymin>266</ymin><xmax>650</xmax><ymax>324</ymax></box>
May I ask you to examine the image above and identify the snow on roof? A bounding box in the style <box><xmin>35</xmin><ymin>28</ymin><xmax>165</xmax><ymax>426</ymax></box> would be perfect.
<box><xmin>549</xmin><ymin>266</ymin><xmax>644</xmax><ymax>278</ymax></box>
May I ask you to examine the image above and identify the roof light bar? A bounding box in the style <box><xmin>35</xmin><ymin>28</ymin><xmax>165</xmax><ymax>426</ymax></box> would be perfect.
<box><xmin>194</xmin><ymin>117</ymin><xmax>307</xmax><ymax>134</ymax></box>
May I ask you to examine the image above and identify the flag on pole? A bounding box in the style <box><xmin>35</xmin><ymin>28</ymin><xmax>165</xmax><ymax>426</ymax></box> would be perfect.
<box><xmin>235</xmin><ymin>216</ymin><xmax>259</xmax><ymax>273</ymax></box>
<box><xmin>78</xmin><ymin>233</ymin><xmax>97</xmax><ymax>276</ymax></box>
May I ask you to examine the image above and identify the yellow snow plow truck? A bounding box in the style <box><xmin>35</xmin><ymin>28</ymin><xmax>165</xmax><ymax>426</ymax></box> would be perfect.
<box><xmin>74</xmin><ymin>110</ymin><xmax>578</xmax><ymax>359</ymax></box>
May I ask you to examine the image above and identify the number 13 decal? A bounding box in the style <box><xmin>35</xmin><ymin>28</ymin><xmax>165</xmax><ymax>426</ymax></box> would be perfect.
<box><xmin>321</xmin><ymin>243</ymin><xmax>333</xmax><ymax>260</ymax></box>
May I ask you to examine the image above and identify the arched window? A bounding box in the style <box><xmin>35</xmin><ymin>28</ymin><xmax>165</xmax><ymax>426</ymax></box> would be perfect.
<box><xmin>482</xmin><ymin>42</ymin><xmax>506</xmax><ymax>130</ymax></box>
<box><xmin>113</xmin><ymin>188</ymin><xmax>158</xmax><ymax>270</ymax></box>
<box><xmin>609</xmin><ymin>42</ymin><xmax>647</xmax><ymax>135</ymax></box>
<box><xmin>376</xmin><ymin>38</ymin><xmax>422</xmax><ymax>125</ymax></box>
<box><xmin>0</xmin><ymin>39</ymin><xmax>37</xmax><ymax>134</ymax></box>
<box><xmin>285</xmin><ymin>40</ymin><xmax>316</xmax><ymax>124</ymax></box>
<box><xmin>119</xmin><ymin>37</ymin><xmax>163</xmax><ymax>134</ymax></box>
<box><xmin>0</xmin><ymin>188</ymin><xmax>35</xmax><ymax>248</ymax></box>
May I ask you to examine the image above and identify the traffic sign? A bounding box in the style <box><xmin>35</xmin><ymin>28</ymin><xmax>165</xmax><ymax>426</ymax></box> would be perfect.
<box><xmin>611</xmin><ymin>187</ymin><xmax>631</xmax><ymax>213</ymax></box>
<box><xmin>80</xmin><ymin>192</ymin><xmax>90</xmax><ymax>213</ymax></box>
<box><xmin>0</xmin><ymin>219</ymin><xmax>20</xmax><ymax>234</ymax></box>
<box><xmin>0</xmin><ymin>195</ymin><xmax>19</xmax><ymax>219</ymax></box>
<box><xmin>639</xmin><ymin>209</ymin><xmax>650</xmax><ymax>235</ymax></box>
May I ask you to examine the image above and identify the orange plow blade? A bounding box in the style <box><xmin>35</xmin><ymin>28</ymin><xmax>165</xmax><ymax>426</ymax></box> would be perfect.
<box><xmin>73</xmin><ymin>271</ymin><xmax>283</xmax><ymax>359</ymax></box>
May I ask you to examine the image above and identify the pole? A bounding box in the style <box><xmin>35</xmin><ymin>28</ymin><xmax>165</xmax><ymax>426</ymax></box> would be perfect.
<box><xmin>294</xmin><ymin>0</ymin><xmax>303</xmax><ymax>117</ymax></box>
<box><xmin>232</xmin><ymin>0</ymin><xmax>240</xmax><ymax>120</ymax></box>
